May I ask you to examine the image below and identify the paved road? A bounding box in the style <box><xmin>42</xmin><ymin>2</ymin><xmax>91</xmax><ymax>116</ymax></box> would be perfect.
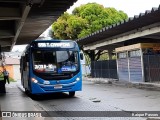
<box><xmin>1</xmin><ymin>80</ymin><xmax>160</xmax><ymax>120</ymax></box>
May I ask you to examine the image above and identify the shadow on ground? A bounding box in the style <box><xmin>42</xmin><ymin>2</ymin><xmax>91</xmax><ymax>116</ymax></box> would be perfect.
<box><xmin>27</xmin><ymin>92</ymin><xmax>76</xmax><ymax>101</ymax></box>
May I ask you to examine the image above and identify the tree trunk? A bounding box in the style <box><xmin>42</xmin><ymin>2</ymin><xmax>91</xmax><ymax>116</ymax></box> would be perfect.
<box><xmin>85</xmin><ymin>50</ymin><xmax>95</xmax><ymax>61</ymax></box>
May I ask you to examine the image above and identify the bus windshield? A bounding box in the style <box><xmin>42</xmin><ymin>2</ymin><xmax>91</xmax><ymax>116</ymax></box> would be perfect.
<box><xmin>32</xmin><ymin>50</ymin><xmax>79</xmax><ymax>74</ymax></box>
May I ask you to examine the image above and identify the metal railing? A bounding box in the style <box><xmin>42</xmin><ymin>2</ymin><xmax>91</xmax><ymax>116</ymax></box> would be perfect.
<box><xmin>91</xmin><ymin>60</ymin><xmax>118</xmax><ymax>79</ymax></box>
<box><xmin>143</xmin><ymin>55</ymin><xmax>160</xmax><ymax>82</ymax></box>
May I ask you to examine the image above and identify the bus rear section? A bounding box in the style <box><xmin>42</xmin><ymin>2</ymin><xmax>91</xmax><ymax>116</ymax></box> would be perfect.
<box><xmin>20</xmin><ymin>40</ymin><xmax>82</xmax><ymax>97</ymax></box>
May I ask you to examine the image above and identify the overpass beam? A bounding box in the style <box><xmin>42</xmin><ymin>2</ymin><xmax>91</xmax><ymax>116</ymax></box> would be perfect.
<box><xmin>0</xmin><ymin>38</ymin><xmax>12</xmax><ymax>46</ymax></box>
<box><xmin>0</xmin><ymin>7</ymin><xmax>21</xmax><ymax>20</ymax></box>
<box><xmin>0</xmin><ymin>30</ymin><xmax>14</xmax><ymax>38</ymax></box>
<box><xmin>11</xmin><ymin>5</ymin><xmax>31</xmax><ymax>51</ymax></box>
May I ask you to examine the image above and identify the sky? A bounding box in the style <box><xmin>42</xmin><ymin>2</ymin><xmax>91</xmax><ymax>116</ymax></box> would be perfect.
<box><xmin>12</xmin><ymin>0</ymin><xmax>160</xmax><ymax>52</ymax></box>
<box><xmin>67</xmin><ymin>0</ymin><xmax>160</xmax><ymax>17</ymax></box>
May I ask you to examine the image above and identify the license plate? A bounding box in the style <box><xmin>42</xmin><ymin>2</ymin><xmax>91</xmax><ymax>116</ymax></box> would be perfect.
<box><xmin>54</xmin><ymin>85</ymin><xmax>62</xmax><ymax>89</ymax></box>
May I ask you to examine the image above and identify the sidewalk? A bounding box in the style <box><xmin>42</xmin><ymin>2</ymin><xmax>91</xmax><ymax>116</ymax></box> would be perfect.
<box><xmin>83</xmin><ymin>77</ymin><xmax>160</xmax><ymax>91</ymax></box>
<box><xmin>0</xmin><ymin>81</ymin><xmax>33</xmax><ymax>111</ymax></box>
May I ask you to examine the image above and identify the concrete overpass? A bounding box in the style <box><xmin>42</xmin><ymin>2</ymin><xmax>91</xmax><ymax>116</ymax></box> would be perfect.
<box><xmin>0</xmin><ymin>0</ymin><xmax>77</xmax><ymax>52</ymax></box>
<box><xmin>77</xmin><ymin>5</ymin><xmax>160</xmax><ymax>55</ymax></box>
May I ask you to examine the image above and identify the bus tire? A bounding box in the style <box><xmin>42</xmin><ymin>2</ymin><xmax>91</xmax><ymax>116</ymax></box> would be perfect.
<box><xmin>69</xmin><ymin>91</ymin><xmax>75</xmax><ymax>97</ymax></box>
<box><xmin>25</xmin><ymin>88</ymin><xmax>30</xmax><ymax>95</ymax></box>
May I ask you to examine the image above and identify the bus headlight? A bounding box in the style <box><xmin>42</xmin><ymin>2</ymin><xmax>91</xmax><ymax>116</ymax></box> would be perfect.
<box><xmin>43</xmin><ymin>81</ymin><xmax>50</xmax><ymax>85</ymax></box>
<box><xmin>31</xmin><ymin>78</ymin><xmax>38</xmax><ymax>83</ymax></box>
<box><xmin>76</xmin><ymin>77</ymin><xmax>80</xmax><ymax>81</ymax></box>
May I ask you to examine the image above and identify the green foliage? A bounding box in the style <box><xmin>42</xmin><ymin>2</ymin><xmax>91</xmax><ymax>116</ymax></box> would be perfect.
<box><xmin>52</xmin><ymin>13</ymin><xmax>69</xmax><ymax>39</ymax></box>
<box><xmin>84</xmin><ymin>53</ymin><xmax>91</xmax><ymax>65</ymax></box>
<box><xmin>78</xmin><ymin>29</ymin><xmax>91</xmax><ymax>38</ymax></box>
<box><xmin>52</xmin><ymin>12</ymin><xmax>87</xmax><ymax>40</ymax></box>
<box><xmin>52</xmin><ymin>3</ymin><xmax>128</xmax><ymax>61</ymax></box>
<box><xmin>52</xmin><ymin>3</ymin><xmax>128</xmax><ymax>40</ymax></box>
<box><xmin>99</xmin><ymin>53</ymin><xmax>108</xmax><ymax>60</ymax></box>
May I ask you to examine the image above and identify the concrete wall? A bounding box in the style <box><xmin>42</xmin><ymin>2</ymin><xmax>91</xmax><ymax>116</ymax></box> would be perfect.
<box><xmin>0</xmin><ymin>65</ymin><xmax>14</xmax><ymax>79</ymax></box>
<box><xmin>13</xmin><ymin>65</ymin><xmax>21</xmax><ymax>80</ymax></box>
<box><xmin>0</xmin><ymin>65</ymin><xmax>21</xmax><ymax>81</ymax></box>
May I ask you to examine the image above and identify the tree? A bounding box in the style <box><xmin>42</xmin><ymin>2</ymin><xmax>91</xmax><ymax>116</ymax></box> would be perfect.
<box><xmin>72</xmin><ymin>3</ymin><xmax>128</xmax><ymax>38</ymax></box>
<box><xmin>52</xmin><ymin>3</ymin><xmax>128</xmax><ymax>60</ymax></box>
<box><xmin>52</xmin><ymin>12</ymin><xmax>87</xmax><ymax>40</ymax></box>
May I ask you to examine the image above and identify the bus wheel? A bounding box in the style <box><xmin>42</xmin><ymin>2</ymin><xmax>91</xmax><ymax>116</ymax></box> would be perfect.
<box><xmin>69</xmin><ymin>91</ymin><xmax>75</xmax><ymax>97</ymax></box>
<box><xmin>25</xmin><ymin>89</ymin><xmax>30</xmax><ymax>95</ymax></box>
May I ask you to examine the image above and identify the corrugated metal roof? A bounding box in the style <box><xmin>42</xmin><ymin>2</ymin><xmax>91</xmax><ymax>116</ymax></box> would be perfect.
<box><xmin>76</xmin><ymin>5</ymin><xmax>160</xmax><ymax>46</ymax></box>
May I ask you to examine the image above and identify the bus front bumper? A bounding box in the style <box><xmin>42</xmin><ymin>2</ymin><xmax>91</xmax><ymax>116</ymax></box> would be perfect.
<box><xmin>31</xmin><ymin>79</ymin><xmax>82</xmax><ymax>94</ymax></box>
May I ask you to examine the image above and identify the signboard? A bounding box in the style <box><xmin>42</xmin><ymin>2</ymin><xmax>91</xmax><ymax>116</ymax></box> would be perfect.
<box><xmin>116</xmin><ymin>43</ymin><xmax>160</xmax><ymax>52</ymax></box>
<box><xmin>37</xmin><ymin>42</ymin><xmax>75</xmax><ymax>48</ymax></box>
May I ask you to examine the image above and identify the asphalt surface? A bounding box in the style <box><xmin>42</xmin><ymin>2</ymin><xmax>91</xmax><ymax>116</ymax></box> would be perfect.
<box><xmin>0</xmin><ymin>80</ymin><xmax>160</xmax><ymax>120</ymax></box>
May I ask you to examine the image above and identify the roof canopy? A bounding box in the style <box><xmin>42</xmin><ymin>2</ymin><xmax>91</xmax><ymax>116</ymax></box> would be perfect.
<box><xmin>77</xmin><ymin>5</ymin><xmax>160</xmax><ymax>51</ymax></box>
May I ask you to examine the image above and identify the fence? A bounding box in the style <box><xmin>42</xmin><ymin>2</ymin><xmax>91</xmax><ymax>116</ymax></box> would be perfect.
<box><xmin>143</xmin><ymin>55</ymin><xmax>160</xmax><ymax>82</ymax></box>
<box><xmin>117</xmin><ymin>56</ymin><xmax>143</xmax><ymax>82</ymax></box>
<box><xmin>91</xmin><ymin>60</ymin><xmax>118</xmax><ymax>79</ymax></box>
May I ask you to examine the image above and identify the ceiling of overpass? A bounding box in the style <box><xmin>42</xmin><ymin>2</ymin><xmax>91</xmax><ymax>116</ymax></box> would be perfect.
<box><xmin>0</xmin><ymin>0</ymin><xmax>77</xmax><ymax>52</ymax></box>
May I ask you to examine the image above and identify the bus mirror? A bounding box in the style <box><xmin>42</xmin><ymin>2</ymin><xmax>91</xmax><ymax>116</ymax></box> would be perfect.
<box><xmin>80</xmin><ymin>53</ymin><xmax>83</xmax><ymax>60</ymax></box>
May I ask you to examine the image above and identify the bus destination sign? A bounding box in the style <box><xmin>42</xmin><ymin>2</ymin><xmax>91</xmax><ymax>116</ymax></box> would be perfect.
<box><xmin>37</xmin><ymin>42</ymin><xmax>74</xmax><ymax>48</ymax></box>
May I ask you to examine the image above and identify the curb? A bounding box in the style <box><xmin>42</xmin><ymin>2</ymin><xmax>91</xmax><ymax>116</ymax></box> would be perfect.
<box><xmin>83</xmin><ymin>77</ymin><xmax>160</xmax><ymax>91</ymax></box>
<box><xmin>132</xmin><ymin>82</ymin><xmax>160</xmax><ymax>91</ymax></box>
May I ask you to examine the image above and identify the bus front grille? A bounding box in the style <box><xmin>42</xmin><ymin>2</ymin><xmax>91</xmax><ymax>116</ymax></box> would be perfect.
<box><xmin>38</xmin><ymin>75</ymin><xmax>72</xmax><ymax>80</ymax></box>
<box><xmin>41</xmin><ymin>85</ymin><xmax>74</xmax><ymax>91</ymax></box>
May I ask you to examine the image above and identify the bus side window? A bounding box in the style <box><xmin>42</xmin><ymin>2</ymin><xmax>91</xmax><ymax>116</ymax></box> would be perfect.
<box><xmin>23</xmin><ymin>57</ymin><xmax>26</xmax><ymax>71</ymax></box>
<box><xmin>23</xmin><ymin>53</ymin><xmax>29</xmax><ymax>71</ymax></box>
<box><xmin>20</xmin><ymin>58</ymin><xmax>23</xmax><ymax>73</ymax></box>
<box><xmin>25</xmin><ymin>53</ymin><xmax>29</xmax><ymax>62</ymax></box>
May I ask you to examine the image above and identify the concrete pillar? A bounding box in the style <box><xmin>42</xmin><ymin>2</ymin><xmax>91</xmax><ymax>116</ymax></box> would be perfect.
<box><xmin>108</xmin><ymin>49</ymin><xmax>113</xmax><ymax>60</ymax></box>
<box><xmin>90</xmin><ymin>50</ymin><xmax>95</xmax><ymax>61</ymax></box>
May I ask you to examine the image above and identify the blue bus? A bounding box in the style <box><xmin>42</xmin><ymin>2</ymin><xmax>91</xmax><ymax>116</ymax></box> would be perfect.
<box><xmin>20</xmin><ymin>40</ymin><xmax>83</xmax><ymax>97</ymax></box>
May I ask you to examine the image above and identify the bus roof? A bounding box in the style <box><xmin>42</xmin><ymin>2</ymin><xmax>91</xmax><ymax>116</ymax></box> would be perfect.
<box><xmin>33</xmin><ymin>39</ymin><xmax>75</xmax><ymax>43</ymax></box>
